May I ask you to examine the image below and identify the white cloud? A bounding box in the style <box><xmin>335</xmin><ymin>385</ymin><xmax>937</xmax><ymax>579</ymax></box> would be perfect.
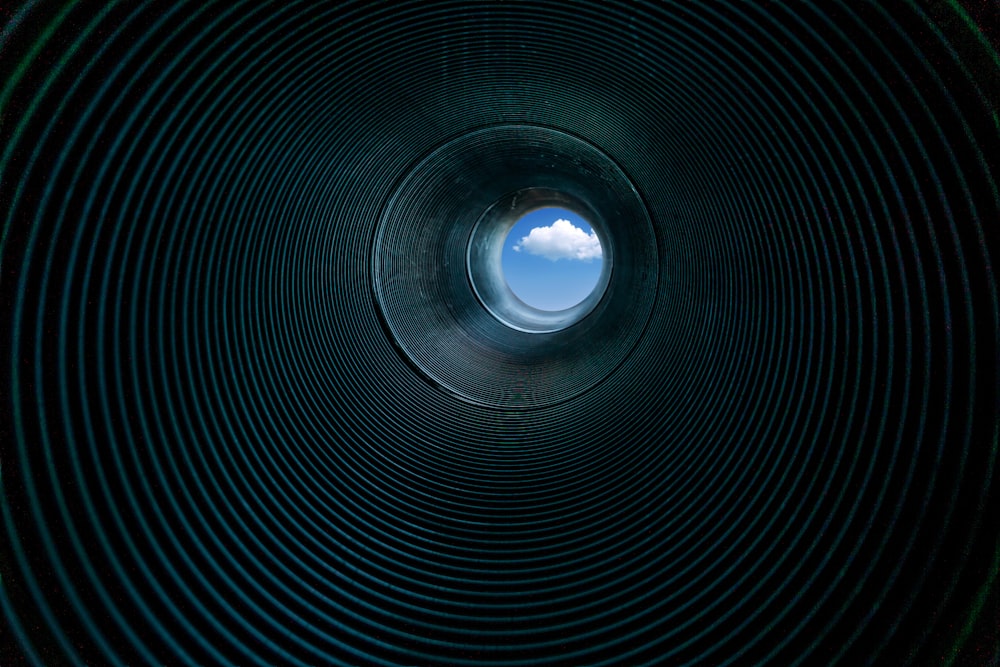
<box><xmin>512</xmin><ymin>219</ymin><xmax>602</xmax><ymax>262</ymax></box>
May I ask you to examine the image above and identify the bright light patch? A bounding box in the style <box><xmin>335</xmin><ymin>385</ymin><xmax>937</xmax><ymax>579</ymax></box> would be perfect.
<box><xmin>502</xmin><ymin>208</ymin><xmax>604</xmax><ymax>311</ymax></box>
<box><xmin>513</xmin><ymin>218</ymin><xmax>603</xmax><ymax>262</ymax></box>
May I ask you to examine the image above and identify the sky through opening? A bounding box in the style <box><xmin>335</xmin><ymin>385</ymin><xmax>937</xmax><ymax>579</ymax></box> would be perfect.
<box><xmin>501</xmin><ymin>208</ymin><xmax>603</xmax><ymax>311</ymax></box>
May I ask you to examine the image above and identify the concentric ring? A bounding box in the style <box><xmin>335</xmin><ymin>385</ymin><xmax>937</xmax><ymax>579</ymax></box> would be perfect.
<box><xmin>1</xmin><ymin>2</ymin><xmax>998</xmax><ymax>665</ymax></box>
<box><xmin>373</xmin><ymin>124</ymin><xmax>656</xmax><ymax>407</ymax></box>
<box><xmin>466</xmin><ymin>185</ymin><xmax>613</xmax><ymax>334</ymax></box>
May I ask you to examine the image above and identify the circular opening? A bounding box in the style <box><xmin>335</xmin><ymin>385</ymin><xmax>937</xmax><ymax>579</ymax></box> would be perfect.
<box><xmin>502</xmin><ymin>208</ymin><xmax>604</xmax><ymax>311</ymax></box>
<box><xmin>466</xmin><ymin>188</ymin><xmax>613</xmax><ymax>334</ymax></box>
<box><xmin>375</xmin><ymin>124</ymin><xmax>656</xmax><ymax>406</ymax></box>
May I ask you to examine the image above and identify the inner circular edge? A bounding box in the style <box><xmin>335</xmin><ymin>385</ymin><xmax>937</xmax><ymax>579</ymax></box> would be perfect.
<box><xmin>467</xmin><ymin>188</ymin><xmax>613</xmax><ymax>333</ymax></box>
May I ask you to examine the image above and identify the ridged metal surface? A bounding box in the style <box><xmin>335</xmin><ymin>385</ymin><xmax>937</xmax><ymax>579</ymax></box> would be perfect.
<box><xmin>2</xmin><ymin>1</ymin><xmax>997</xmax><ymax>665</ymax></box>
<box><xmin>374</xmin><ymin>124</ymin><xmax>656</xmax><ymax>406</ymax></box>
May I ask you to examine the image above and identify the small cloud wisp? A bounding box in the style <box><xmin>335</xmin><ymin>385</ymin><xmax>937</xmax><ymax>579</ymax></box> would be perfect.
<box><xmin>513</xmin><ymin>219</ymin><xmax>602</xmax><ymax>262</ymax></box>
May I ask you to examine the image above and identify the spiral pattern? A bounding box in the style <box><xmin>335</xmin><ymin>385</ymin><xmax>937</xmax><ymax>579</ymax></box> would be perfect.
<box><xmin>2</xmin><ymin>2</ymin><xmax>997</xmax><ymax>665</ymax></box>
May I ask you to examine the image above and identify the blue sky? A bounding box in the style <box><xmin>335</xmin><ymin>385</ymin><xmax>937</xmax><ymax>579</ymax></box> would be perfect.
<box><xmin>501</xmin><ymin>208</ymin><xmax>603</xmax><ymax>310</ymax></box>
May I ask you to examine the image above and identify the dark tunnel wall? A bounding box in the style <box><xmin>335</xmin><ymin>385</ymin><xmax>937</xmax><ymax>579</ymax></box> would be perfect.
<box><xmin>1</xmin><ymin>1</ymin><xmax>998</xmax><ymax>665</ymax></box>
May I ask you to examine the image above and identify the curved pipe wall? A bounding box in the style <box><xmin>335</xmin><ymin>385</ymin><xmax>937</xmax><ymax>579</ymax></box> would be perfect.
<box><xmin>2</xmin><ymin>2</ymin><xmax>998</xmax><ymax>665</ymax></box>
